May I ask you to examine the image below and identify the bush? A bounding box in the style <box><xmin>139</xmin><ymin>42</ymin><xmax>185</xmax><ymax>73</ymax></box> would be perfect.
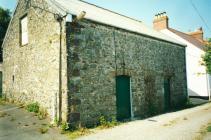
<box><xmin>99</xmin><ymin>116</ymin><xmax>107</xmax><ymax>126</ymax></box>
<box><xmin>26</xmin><ymin>102</ymin><xmax>39</xmax><ymax>113</ymax></box>
<box><xmin>61</xmin><ymin>122</ymin><xmax>69</xmax><ymax>131</ymax></box>
<box><xmin>207</xmin><ymin>125</ymin><xmax>211</xmax><ymax>132</ymax></box>
<box><xmin>99</xmin><ymin>116</ymin><xmax>118</xmax><ymax>128</ymax></box>
<box><xmin>202</xmin><ymin>40</ymin><xmax>211</xmax><ymax>74</ymax></box>
<box><xmin>110</xmin><ymin>116</ymin><xmax>118</xmax><ymax>126</ymax></box>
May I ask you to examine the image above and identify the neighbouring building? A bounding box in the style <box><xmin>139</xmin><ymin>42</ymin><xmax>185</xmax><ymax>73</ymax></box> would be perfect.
<box><xmin>153</xmin><ymin>12</ymin><xmax>211</xmax><ymax>100</ymax></box>
<box><xmin>2</xmin><ymin>0</ymin><xmax>187</xmax><ymax>127</ymax></box>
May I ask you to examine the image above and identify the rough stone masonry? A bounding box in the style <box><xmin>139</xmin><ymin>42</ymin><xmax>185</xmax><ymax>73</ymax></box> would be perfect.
<box><xmin>2</xmin><ymin>0</ymin><xmax>187</xmax><ymax>127</ymax></box>
<box><xmin>66</xmin><ymin>20</ymin><xmax>187</xmax><ymax>126</ymax></box>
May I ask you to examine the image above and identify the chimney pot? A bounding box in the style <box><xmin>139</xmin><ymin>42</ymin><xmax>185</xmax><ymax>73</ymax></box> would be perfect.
<box><xmin>153</xmin><ymin>12</ymin><xmax>169</xmax><ymax>31</ymax></box>
<box><xmin>188</xmin><ymin>27</ymin><xmax>204</xmax><ymax>40</ymax></box>
<box><xmin>198</xmin><ymin>27</ymin><xmax>202</xmax><ymax>31</ymax></box>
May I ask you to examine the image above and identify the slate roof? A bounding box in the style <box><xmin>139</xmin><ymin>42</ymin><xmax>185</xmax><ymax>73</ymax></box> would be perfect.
<box><xmin>46</xmin><ymin>0</ymin><xmax>185</xmax><ymax>46</ymax></box>
<box><xmin>168</xmin><ymin>28</ymin><xmax>205</xmax><ymax>50</ymax></box>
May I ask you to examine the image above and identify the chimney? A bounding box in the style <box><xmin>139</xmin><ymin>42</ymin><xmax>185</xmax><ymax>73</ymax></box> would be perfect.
<box><xmin>153</xmin><ymin>12</ymin><xmax>169</xmax><ymax>31</ymax></box>
<box><xmin>188</xmin><ymin>27</ymin><xmax>204</xmax><ymax>41</ymax></box>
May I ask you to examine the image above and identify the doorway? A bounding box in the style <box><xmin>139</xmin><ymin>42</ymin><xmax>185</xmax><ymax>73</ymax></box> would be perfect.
<box><xmin>116</xmin><ymin>75</ymin><xmax>131</xmax><ymax>121</ymax></box>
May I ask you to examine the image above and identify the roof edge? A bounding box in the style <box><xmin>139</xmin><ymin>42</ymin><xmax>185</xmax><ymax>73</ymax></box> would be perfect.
<box><xmin>163</xmin><ymin>28</ymin><xmax>203</xmax><ymax>48</ymax></box>
<box><xmin>78</xmin><ymin>0</ymin><xmax>143</xmax><ymax>24</ymax></box>
<box><xmin>1</xmin><ymin>0</ymin><xmax>19</xmax><ymax>49</ymax></box>
<box><xmin>48</xmin><ymin>0</ymin><xmax>184</xmax><ymax>46</ymax></box>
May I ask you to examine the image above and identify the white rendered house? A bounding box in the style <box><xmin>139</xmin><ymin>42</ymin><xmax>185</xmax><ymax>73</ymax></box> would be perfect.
<box><xmin>153</xmin><ymin>12</ymin><xmax>210</xmax><ymax>99</ymax></box>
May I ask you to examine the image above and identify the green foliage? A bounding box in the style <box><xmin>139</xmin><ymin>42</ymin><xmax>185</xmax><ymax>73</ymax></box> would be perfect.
<box><xmin>110</xmin><ymin>116</ymin><xmax>119</xmax><ymax>126</ymax></box>
<box><xmin>0</xmin><ymin>7</ymin><xmax>11</xmax><ymax>61</ymax></box>
<box><xmin>61</xmin><ymin>122</ymin><xmax>69</xmax><ymax>131</ymax></box>
<box><xmin>26</xmin><ymin>102</ymin><xmax>48</xmax><ymax>120</ymax></box>
<box><xmin>99</xmin><ymin>116</ymin><xmax>118</xmax><ymax>128</ymax></box>
<box><xmin>26</xmin><ymin>102</ymin><xmax>39</xmax><ymax>113</ymax></box>
<box><xmin>207</xmin><ymin>125</ymin><xmax>211</xmax><ymax>132</ymax></box>
<box><xmin>99</xmin><ymin>116</ymin><xmax>107</xmax><ymax>126</ymax></box>
<box><xmin>202</xmin><ymin>39</ymin><xmax>211</xmax><ymax>74</ymax></box>
<box><xmin>54</xmin><ymin>117</ymin><xmax>59</xmax><ymax>125</ymax></box>
<box><xmin>64</xmin><ymin>116</ymin><xmax>118</xmax><ymax>139</ymax></box>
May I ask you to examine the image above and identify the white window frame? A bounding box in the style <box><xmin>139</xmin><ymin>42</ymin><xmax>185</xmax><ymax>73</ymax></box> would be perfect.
<box><xmin>20</xmin><ymin>15</ymin><xmax>28</xmax><ymax>46</ymax></box>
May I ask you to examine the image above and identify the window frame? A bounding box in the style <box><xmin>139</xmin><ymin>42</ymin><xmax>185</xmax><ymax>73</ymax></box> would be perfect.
<box><xmin>19</xmin><ymin>14</ymin><xmax>29</xmax><ymax>46</ymax></box>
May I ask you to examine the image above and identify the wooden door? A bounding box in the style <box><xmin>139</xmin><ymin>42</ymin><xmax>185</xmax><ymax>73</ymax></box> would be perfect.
<box><xmin>116</xmin><ymin>75</ymin><xmax>131</xmax><ymax>121</ymax></box>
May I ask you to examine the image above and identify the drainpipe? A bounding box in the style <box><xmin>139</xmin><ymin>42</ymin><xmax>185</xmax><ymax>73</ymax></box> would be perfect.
<box><xmin>54</xmin><ymin>12</ymin><xmax>86</xmax><ymax>125</ymax></box>
<box><xmin>56</xmin><ymin>15</ymin><xmax>65</xmax><ymax>125</ymax></box>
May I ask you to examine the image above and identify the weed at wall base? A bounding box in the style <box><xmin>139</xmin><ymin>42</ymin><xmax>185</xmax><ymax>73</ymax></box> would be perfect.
<box><xmin>99</xmin><ymin>116</ymin><xmax>119</xmax><ymax>128</ymax></box>
<box><xmin>26</xmin><ymin>102</ymin><xmax>39</xmax><ymax>113</ymax></box>
<box><xmin>26</xmin><ymin>102</ymin><xmax>47</xmax><ymax>119</ymax></box>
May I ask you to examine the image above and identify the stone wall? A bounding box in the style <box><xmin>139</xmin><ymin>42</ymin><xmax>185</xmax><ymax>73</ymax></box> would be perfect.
<box><xmin>66</xmin><ymin>20</ymin><xmax>187</xmax><ymax>126</ymax></box>
<box><xmin>2</xmin><ymin>0</ymin><xmax>68</xmax><ymax>122</ymax></box>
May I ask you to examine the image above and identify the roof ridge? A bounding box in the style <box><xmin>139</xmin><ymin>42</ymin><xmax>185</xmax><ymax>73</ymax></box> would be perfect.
<box><xmin>46</xmin><ymin>0</ymin><xmax>185</xmax><ymax>46</ymax></box>
<box><xmin>169</xmin><ymin>28</ymin><xmax>191</xmax><ymax>36</ymax></box>
<box><xmin>78</xmin><ymin>0</ymin><xmax>143</xmax><ymax>23</ymax></box>
<box><xmin>168</xmin><ymin>28</ymin><xmax>205</xmax><ymax>48</ymax></box>
<box><xmin>169</xmin><ymin>28</ymin><xmax>204</xmax><ymax>42</ymax></box>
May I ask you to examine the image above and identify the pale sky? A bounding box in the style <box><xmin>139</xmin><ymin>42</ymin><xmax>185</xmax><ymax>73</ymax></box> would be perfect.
<box><xmin>0</xmin><ymin>0</ymin><xmax>211</xmax><ymax>38</ymax></box>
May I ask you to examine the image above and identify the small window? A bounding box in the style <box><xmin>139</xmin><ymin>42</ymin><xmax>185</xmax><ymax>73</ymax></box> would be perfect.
<box><xmin>20</xmin><ymin>16</ymin><xmax>28</xmax><ymax>45</ymax></box>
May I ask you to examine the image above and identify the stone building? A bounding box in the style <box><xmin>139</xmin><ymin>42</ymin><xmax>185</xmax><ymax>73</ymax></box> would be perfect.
<box><xmin>2</xmin><ymin>0</ymin><xmax>187</xmax><ymax>126</ymax></box>
<box><xmin>153</xmin><ymin>12</ymin><xmax>211</xmax><ymax>100</ymax></box>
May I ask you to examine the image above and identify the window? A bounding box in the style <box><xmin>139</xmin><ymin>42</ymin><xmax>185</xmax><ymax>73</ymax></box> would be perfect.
<box><xmin>20</xmin><ymin>16</ymin><xmax>28</xmax><ymax>45</ymax></box>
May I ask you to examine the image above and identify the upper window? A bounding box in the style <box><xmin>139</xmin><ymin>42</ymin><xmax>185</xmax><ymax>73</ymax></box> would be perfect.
<box><xmin>20</xmin><ymin>16</ymin><xmax>28</xmax><ymax>46</ymax></box>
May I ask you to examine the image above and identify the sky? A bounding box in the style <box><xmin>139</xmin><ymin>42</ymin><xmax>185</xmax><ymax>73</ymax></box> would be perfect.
<box><xmin>0</xmin><ymin>0</ymin><xmax>211</xmax><ymax>38</ymax></box>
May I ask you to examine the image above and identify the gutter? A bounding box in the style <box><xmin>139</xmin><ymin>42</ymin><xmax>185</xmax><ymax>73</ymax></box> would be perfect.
<box><xmin>46</xmin><ymin>0</ymin><xmax>185</xmax><ymax>48</ymax></box>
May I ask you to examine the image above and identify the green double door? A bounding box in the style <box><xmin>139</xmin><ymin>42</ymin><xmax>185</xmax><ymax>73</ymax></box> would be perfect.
<box><xmin>116</xmin><ymin>75</ymin><xmax>131</xmax><ymax>121</ymax></box>
<box><xmin>164</xmin><ymin>78</ymin><xmax>171</xmax><ymax>111</ymax></box>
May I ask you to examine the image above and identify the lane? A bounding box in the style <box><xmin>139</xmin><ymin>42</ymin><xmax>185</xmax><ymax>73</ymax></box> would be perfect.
<box><xmin>0</xmin><ymin>103</ymin><xmax>68</xmax><ymax>140</ymax></box>
<box><xmin>79</xmin><ymin>103</ymin><xmax>211</xmax><ymax>140</ymax></box>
